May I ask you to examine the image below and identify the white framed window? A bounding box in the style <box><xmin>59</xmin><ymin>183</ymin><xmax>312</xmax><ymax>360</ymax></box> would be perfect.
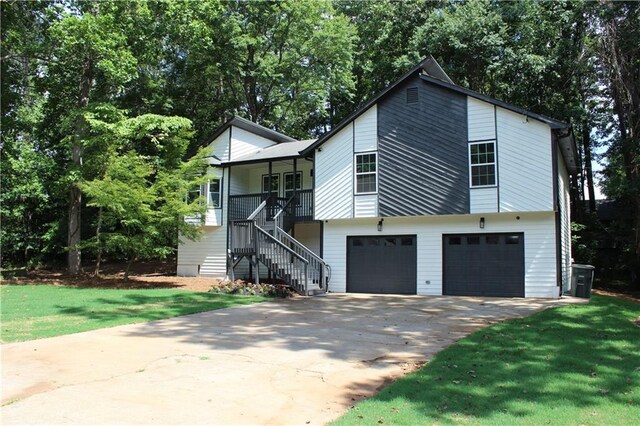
<box><xmin>283</xmin><ymin>171</ymin><xmax>302</xmax><ymax>200</ymax></box>
<box><xmin>355</xmin><ymin>152</ymin><xmax>378</xmax><ymax>194</ymax></box>
<box><xmin>208</xmin><ymin>178</ymin><xmax>222</xmax><ymax>208</ymax></box>
<box><xmin>186</xmin><ymin>184</ymin><xmax>206</xmax><ymax>205</ymax></box>
<box><xmin>469</xmin><ymin>142</ymin><xmax>496</xmax><ymax>187</ymax></box>
<box><xmin>261</xmin><ymin>174</ymin><xmax>279</xmax><ymax>194</ymax></box>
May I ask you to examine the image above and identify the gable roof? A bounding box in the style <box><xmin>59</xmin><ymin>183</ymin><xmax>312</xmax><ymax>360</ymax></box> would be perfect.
<box><xmin>205</xmin><ymin>116</ymin><xmax>296</xmax><ymax>147</ymax></box>
<box><xmin>225</xmin><ymin>139</ymin><xmax>316</xmax><ymax>165</ymax></box>
<box><xmin>300</xmin><ymin>57</ymin><xmax>438</xmax><ymax>155</ymax></box>
<box><xmin>299</xmin><ymin>57</ymin><xmax>577</xmax><ymax>174</ymax></box>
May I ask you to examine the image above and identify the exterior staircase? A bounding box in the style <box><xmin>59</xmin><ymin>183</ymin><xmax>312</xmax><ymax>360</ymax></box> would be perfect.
<box><xmin>229</xmin><ymin>196</ymin><xmax>330</xmax><ymax>295</ymax></box>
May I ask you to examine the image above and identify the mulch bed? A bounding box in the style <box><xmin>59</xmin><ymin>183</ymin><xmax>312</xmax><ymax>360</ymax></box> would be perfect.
<box><xmin>1</xmin><ymin>260</ymin><xmax>221</xmax><ymax>293</ymax></box>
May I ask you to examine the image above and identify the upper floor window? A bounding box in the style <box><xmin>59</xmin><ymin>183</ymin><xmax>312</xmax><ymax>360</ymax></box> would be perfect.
<box><xmin>355</xmin><ymin>152</ymin><xmax>377</xmax><ymax>194</ymax></box>
<box><xmin>186</xmin><ymin>184</ymin><xmax>206</xmax><ymax>205</ymax></box>
<box><xmin>262</xmin><ymin>173</ymin><xmax>279</xmax><ymax>194</ymax></box>
<box><xmin>209</xmin><ymin>178</ymin><xmax>221</xmax><ymax>208</ymax></box>
<box><xmin>469</xmin><ymin>142</ymin><xmax>496</xmax><ymax>187</ymax></box>
<box><xmin>283</xmin><ymin>171</ymin><xmax>302</xmax><ymax>200</ymax></box>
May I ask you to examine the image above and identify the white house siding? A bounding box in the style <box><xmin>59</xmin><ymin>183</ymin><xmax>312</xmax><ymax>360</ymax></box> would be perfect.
<box><xmin>470</xmin><ymin>187</ymin><xmax>498</xmax><ymax>213</ymax></box>
<box><xmin>229</xmin><ymin>166</ymin><xmax>250</xmax><ymax>195</ymax></box>
<box><xmin>293</xmin><ymin>222</ymin><xmax>321</xmax><ymax>257</ymax></box>
<box><xmin>354</xmin><ymin>105</ymin><xmax>377</xmax><ymax>152</ymax></box>
<box><xmin>246</xmin><ymin>160</ymin><xmax>313</xmax><ymax>195</ymax></box>
<box><xmin>497</xmin><ymin>108</ymin><xmax>554</xmax><ymax>212</ymax></box>
<box><xmin>354</xmin><ymin>194</ymin><xmax>378</xmax><ymax>218</ymax></box>
<box><xmin>229</xmin><ymin>127</ymin><xmax>277</xmax><ymax>161</ymax></box>
<box><xmin>558</xmin><ymin>149</ymin><xmax>572</xmax><ymax>293</ymax></box>
<box><xmin>178</xmin><ymin>168</ymin><xmax>235</xmax><ymax>277</ymax></box>
<box><xmin>315</xmin><ymin>125</ymin><xmax>354</xmax><ymax>220</ymax></box>
<box><xmin>467</xmin><ymin>97</ymin><xmax>496</xmax><ymax>141</ymax></box>
<box><xmin>322</xmin><ymin>212</ymin><xmax>559</xmax><ymax>298</ymax></box>
<box><xmin>208</xmin><ymin>129</ymin><xmax>230</xmax><ymax>162</ymax></box>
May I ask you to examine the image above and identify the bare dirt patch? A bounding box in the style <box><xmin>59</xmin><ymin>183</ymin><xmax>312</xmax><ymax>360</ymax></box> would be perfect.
<box><xmin>1</xmin><ymin>259</ymin><xmax>220</xmax><ymax>293</ymax></box>
<box><xmin>592</xmin><ymin>288</ymin><xmax>640</xmax><ymax>303</ymax></box>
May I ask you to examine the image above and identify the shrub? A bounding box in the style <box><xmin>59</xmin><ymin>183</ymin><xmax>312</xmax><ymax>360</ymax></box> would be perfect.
<box><xmin>210</xmin><ymin>280</ymin><xmax>295</xmax><ymax>298</ymax></box>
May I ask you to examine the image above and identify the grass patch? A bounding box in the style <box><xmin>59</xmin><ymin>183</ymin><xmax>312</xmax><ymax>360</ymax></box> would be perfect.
<box><xmin>334</xmin><ymin>295</ymin><xmax>640</xmax><ymax>425</ymax></box>
<box><xmin>0</xmin><ymin>285</ymin><xmax>266</xmax><ymax>342</ymax></box>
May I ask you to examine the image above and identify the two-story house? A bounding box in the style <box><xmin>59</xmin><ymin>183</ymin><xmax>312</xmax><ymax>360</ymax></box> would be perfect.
<box><xmin>178</xmin><ymin>57</ymin><xmax>577</xmax><ymax>298</ymax></box>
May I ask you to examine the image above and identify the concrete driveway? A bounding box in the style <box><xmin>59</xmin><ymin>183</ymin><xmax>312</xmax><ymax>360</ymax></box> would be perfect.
<box><xmin>1</xmin><ymin>294</ymin><xmax>580</xmax><ymax>425</ymax></box>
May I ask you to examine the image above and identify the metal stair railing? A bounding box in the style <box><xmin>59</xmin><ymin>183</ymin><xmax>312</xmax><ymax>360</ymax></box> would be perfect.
<box><xmin>230</xmin><ymin>196</ymin><xmax>313</xmax><ymax>294</ymax></box>
<box><xmin>273</xmin><ymin>195</ymin><xmax>330</xmax><ymax>291</ymax></box>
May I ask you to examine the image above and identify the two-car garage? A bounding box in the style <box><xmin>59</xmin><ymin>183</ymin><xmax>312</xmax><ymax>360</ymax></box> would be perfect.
<box><xmin>346</xmin><ymin>233</ymin><xmax>525</xmax><ymax>297</ymax></box>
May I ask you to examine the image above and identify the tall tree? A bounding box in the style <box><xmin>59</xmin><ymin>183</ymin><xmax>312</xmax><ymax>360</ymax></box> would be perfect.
<box><xmin>80</xmin><ymin>111</ymin><xmax>206</xmax><ymax>278</ymax></box>
<box><xmin>597</xmin><ymin>1</ymin><xmax>640</xmax><ymax>286</ymax></box>
<box><xmin>162</xmin><ymin>0</ymin><xmax>355</xmax><ymax>143</ymax></box>
<box><xmin>45</xmin><ymin>2</ymin><xmax>137</xmax><ymax>273</ymax></box>
<box><xmin>334</xmin><ymin>0</ymin><xmax>435</xmax><ymax>120</ymax></box>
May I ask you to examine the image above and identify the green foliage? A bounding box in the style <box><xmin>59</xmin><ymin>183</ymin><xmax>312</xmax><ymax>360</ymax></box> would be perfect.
<box><xmin>333</xmin><ymin>295</ymin><xmax>640</xmax><ymax>425</ymax></box>
<box><xmin>571</xmin><ymin>221</ymin><xmax>598</xmax><ymax>265</ymax></box>
<box><xmin>0</xmin><ymin>285</ymin><xmax>266</xmax><ymax>342</ymax></box>
<box><xmin>1</xmin><ymin>0</ymin><xmax>637</xmax><ymax>284</ymax></box>
<box><xmin>162</xmin><ymin>0</ymin><xmax>355</xmax><ymax>141</ymax></box>
<box><xmin>80</xmin><ymin>113</ymin><xmax>206</xmax><ymax>272</ymax></box>
<box><xmin>0</xmin><ymin>137</ymin><xmax>61</xmax><ymax>267</ymax></box>
<box><xmin>210</xmin><ymin>280</ymin><xmax>295</xmax><ymax>298</ymax></box>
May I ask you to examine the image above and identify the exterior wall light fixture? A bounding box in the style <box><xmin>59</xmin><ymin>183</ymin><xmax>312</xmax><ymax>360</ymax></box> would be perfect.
<box><xmin>480</xmin><ymin>217</ymin><xmax>485</xmax><ymax>229</ymax></box>
<box><xmin>377</xmin><ymin>218</ymin><xmax>384</xmax><ymax>232</ymax></box>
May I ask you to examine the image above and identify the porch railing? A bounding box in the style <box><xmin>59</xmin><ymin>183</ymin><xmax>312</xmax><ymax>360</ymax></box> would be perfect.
<box><xmin>294</xmin><ymin>189</ymin><xmax>314</xmax><ymax>221</ymax></box>
<box><xmin>228</xmin><ymin>190</ymin><xmax>313</xmax><ymax>223</ymax></box>
<box><xmin>228</xmin><ymin>193</ymin><xmax>267</xmax><ymax>222</ymax></box>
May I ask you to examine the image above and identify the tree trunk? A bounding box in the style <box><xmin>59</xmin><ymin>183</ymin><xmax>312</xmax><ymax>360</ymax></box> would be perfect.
<box><xmin>94</xmin><ymin>206</ymin><xmax>103</xmax><ymax>277</ymax></box>
<box><xmin>602</xmin><ymin>9</ymin><xmax>640</xmax><ymax>288</ymax></box>
<box><xmin>67</xmin><ymin>58</ymin><xmax>93</xmax><ymax>275</ymax></box>
<box><xmin>124</xmin><ymin>257</ymin><xmax>136</xmax><ymax>282</ymax></box>
<box><xmin>582</xmin><ymin>122</ymin><xmax>597</xmax><ymax>212</ymax></box>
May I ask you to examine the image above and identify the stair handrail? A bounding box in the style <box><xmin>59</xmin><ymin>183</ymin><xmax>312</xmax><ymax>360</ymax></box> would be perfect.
<box><xmin>273</xmin><ymin>195</ymin><xmax>330</xmax><ymax>290</ymax></box>
<box><xmin>255</xmin><ymin>226</ymin><xmax>309</xmax><ymax>264</ymax></box>
<box><xmin>247</xmin><ymin>199</ymin><xmax>268</xmax><ymax>220</ymax></box>
<box><xmin>254</xmin><ymin>225</ymin><xmax>309</xmax><ymax>294</ymax></box>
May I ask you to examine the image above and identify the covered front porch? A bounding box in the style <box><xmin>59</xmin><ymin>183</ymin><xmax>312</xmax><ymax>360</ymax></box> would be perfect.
<box><xmin>227</xmin><ymin>157</ymin><xmax>315</xmax><ymax>223</ymax></box>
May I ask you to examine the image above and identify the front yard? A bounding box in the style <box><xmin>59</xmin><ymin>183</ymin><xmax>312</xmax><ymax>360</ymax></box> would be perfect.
<box><xmin>0</xmin><ymin>285</ymin><xmax>266</xmax><ymax>342</ymax></box>
<box><xmin>334</xmin><ymin>294</ymin><xmax>640</xmax><ymax>425</ymax></box>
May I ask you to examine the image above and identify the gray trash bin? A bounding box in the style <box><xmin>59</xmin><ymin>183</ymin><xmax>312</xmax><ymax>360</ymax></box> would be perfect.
<box><xmin>571</xmin><ymin>264</ymin><xmax>595</xmax><ymax>298</ymax></box>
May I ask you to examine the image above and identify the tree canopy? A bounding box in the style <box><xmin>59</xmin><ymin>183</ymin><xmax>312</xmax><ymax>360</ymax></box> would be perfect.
<box><xmin>1</xmin><ymin>0</ymin><xmax>637</xmax><ymax>286</ymax></box>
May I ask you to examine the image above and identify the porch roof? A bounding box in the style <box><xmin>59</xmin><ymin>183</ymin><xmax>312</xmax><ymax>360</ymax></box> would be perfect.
<box><xmin>224</xmin><ymin>139</ymin><xmax>316</xmax><ymax>165</ymax></box>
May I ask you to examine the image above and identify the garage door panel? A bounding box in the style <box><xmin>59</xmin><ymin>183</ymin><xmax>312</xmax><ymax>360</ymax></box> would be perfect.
<box><xmin>347</xmin><ymin>235</ymin><xmax>416</xmax><ymax>294</ymax></box>
<box><xmin>444</xmin><ymin>233</ymin><xmax>524</xmax><ymax>297</ymax></box>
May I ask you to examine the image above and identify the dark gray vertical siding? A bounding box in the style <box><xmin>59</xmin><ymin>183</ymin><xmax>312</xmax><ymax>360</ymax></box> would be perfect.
<box><xmin>378</xmin><ymin>76</ymin><xmax>469</xmax><ymax>216</ymax></box>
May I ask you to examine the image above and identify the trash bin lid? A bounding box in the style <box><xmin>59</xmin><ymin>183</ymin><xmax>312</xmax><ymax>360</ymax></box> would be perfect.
<box><xmin>572</xmin><ymin>264</ymin><xmax>595</xmax><ymax>270</ymax></box>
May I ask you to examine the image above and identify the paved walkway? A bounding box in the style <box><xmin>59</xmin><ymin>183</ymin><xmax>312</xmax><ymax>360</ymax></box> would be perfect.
<box><xmin>1</xmin><ymin>294</ymin><xmax>583</xmax><ymax>425</ymax></box>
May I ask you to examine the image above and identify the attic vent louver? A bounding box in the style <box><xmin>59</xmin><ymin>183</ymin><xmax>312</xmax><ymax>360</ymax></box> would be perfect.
<box><xmin>406</xmin><ymin>87</ymin><xmax>418</xmax><ymax>104</ymax></box>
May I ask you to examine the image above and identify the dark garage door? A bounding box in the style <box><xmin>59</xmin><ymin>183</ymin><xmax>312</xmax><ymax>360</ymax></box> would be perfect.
<box><xmin>347</xmin><ymin>235</ymin><xmax>417</xmax><ymax>294</ymax></box>
<box><xmin>444</xmin><ymin>233</ymin><xmax>525</xmax><ymax>297</ymax></box>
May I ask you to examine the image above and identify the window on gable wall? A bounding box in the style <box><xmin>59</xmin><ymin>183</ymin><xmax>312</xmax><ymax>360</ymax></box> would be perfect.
<box><xmin>355</xmin><ymin>152</ymin><xmax>377</xmax><ymax>194</ymax></box>
<box><xmin>209</xmin><ymin>178</ymin><xmax>221</xmax><ymax>208</ymax></box>
<box><xmin>469</xmin><ymin>142</ymin><xmax>496</xmax><ymax>187</ymax></box>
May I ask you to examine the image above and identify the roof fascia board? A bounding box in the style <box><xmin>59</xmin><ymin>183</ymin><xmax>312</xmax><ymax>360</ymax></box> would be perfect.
<box><xmin>222</xmin><ymin>154</ymin><xmax>304</xmax><ymax>167</ymax></box>
<box><xmin>204</xmin><ymin>116</ymin><xmax>295</xmax><ymax>149</ymax></box>
<box><xmin>419</xmin><ymin>74</ymin><xmax>570</xmax><ymax>129</ymax></box>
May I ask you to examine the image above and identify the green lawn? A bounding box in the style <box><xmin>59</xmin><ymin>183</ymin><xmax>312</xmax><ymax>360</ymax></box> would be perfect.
<box><xmin>334</xmin><ymin>295</ymin><xmax>640</xmax><ymax>425</ymax></box>
<box><xmin>0</xmin><ymin>285</ymin><xmax>266</xmax><ymax>342</ymax></box>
